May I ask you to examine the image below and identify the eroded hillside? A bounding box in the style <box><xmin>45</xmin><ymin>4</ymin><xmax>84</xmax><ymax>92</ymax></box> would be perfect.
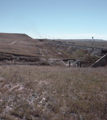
<box><xmin>0</xmin><ymin>33</ymin><xmax>104</xmax><ymax>67</ymax></box>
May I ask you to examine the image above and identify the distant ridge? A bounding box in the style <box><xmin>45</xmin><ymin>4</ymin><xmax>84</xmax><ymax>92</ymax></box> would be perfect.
<box><xmin>0</xmin><ymin>33</ymin><xmax>33</xmax><ymax>41</ymax></box>
<box><xmin>53</xmin><ymin>39</ymin><xmax>104</xmax><ymax>41</ymax></box>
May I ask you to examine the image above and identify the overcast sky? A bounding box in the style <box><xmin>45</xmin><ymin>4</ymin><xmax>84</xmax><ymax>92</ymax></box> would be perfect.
<box><xmin>0</xmin><ymin>0</ymin><xmax>107</xmax><ymax>40</ymax></box>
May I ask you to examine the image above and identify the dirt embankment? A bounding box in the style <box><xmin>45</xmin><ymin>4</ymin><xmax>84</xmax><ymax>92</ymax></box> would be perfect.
<box><xmin>0</xmin><ymin>52</ymin><xmax>42</xmax><ymax>65</ymax></box>
<box><xmin>0</xmin><ymin>52</ymin><xmax>67</xmax><ymax>66</ymax></box>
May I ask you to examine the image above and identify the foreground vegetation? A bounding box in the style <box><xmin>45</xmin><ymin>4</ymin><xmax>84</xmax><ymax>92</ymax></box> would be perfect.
<box><xmin>0</xmin><ymin>65</ymin><xmax>107</xmax><ymax>120</ymax></box>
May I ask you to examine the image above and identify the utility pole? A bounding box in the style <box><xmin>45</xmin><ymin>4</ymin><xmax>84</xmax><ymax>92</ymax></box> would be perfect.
<box><xmin>92</xmin><ymin>37</ymin><xmax>94</xmax><ymax>50</ymax></box>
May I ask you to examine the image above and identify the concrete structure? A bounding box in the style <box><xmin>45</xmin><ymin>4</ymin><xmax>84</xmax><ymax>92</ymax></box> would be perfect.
<box><xmin>90</xmin><ymin>54</ymin><xmax>107</xmax><ymax>67</ymax></box>
<box><xmin>67</xmin><ymin>60</ymin><xmax>81</xmax><ymax>67</ymax></box>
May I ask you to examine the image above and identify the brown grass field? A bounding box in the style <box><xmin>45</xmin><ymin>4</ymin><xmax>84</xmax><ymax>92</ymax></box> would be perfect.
<box><xmin>55</xmin><ymin>39</ymin><xmax>107</xmax><ymax>49</ymax></box>
<box><xmin>0</xmin><ymin>65</ymin><xmax>107</xmax><ymax>120</ymax></box>
<box><xmin>71</xmin><ymin>40</ymin><xmax>107</xmax><ymax>48</ymax></box>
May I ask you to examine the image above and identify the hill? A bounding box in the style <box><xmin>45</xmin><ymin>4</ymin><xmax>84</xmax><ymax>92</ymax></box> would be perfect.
<box><xmin>0</xmin><ymin>33</ymin><xmax>32</xmax><ymax>41</ymax></box>
<box><xmin>0</xmin><ymin>33</ymin><xmax>106</xmax><ymax>66</ymax></box>
<box><xmin>0</xmin><ymin>33</ymin><xmax>42</xmax><ymax>56</ymax></box>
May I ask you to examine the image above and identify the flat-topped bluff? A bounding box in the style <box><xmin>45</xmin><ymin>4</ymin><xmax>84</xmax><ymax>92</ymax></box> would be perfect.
<box><xmin>0</xmin><ymin>33</ymin><xmax>42</xmax><ymax>57</ymax></box>
<box><xmin>0</xmin><ymin>33</ymin><xmax>33</xmax><ymax>41</ymax></box>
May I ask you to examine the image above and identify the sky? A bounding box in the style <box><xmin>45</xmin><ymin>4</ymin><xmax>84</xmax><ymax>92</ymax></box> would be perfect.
<box><xmin>0</xmin><ymin>0</ymin><xmax>107</xmax><ymax>40</ymax></box>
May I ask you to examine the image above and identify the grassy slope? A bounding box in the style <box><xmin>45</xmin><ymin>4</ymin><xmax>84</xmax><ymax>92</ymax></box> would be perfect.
<box><xmin>0</xmin><ymin>65</ymin><xmax>107</xmax><ymax>120</ymax></box>
<box><xmin>0</xmin><ymin>33</ymin><xmax>42</xmax><ymax>56</ymax></box>
<box><xmin>0</xmin><ymin>33</ymin><xmax>74</xmax><ymax>58</ymax></box>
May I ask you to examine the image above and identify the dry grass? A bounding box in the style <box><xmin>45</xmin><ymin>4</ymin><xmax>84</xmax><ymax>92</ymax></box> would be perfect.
<box><xmin>0</xmin><ymin>65</ymin><xmax>107</xmax><ymax>120</ymax></box>
<box><xmin>59</xmin><ymin>40</ymin><xmax>107</xmax><ymax>48</ymax></box>
<box><xmin>74</xmin><ymin>40</ymin><xmax>107</xmax><ymax>48</ymax></box>
<box><xmin>0</xmin><ymin>35</ymin><xmax>74</xmax><ymax>59</ymax></box>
